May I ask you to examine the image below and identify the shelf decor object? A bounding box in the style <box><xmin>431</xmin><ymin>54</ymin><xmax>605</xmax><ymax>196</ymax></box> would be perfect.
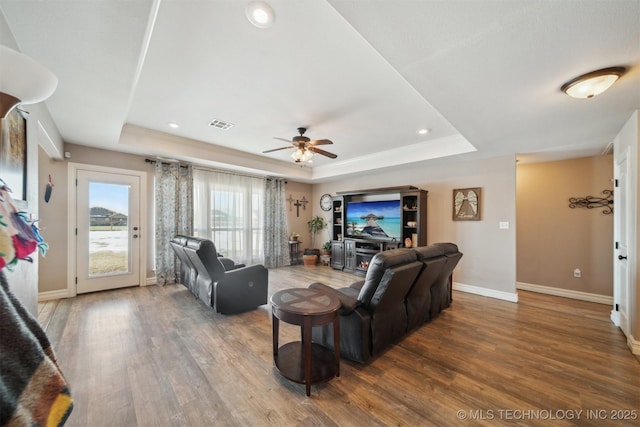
<box><xmin>453</xmin><ymin>187</ymin><xmax>481</xmax><ymax>221</ymax></box>
<box><xmin>568</xmin><ymin>189</ymin><xmax>613</xmax><ymax>215</ymax></box>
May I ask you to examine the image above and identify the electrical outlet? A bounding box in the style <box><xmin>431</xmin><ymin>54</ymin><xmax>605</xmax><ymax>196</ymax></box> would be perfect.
<box><xmin>573</xmin><ymin>268</ymin><xmax>581</xmax><ymax>278</ymax></box>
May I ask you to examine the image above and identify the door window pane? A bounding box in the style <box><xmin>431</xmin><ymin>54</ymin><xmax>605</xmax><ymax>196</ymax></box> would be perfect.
<box><xmin>88</xmin><ymin>182</ymin><xmax>130</xmax><ymax>276</ymax></box>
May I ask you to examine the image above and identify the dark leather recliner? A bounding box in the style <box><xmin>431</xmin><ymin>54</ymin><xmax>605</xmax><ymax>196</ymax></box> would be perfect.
<box><xmin>170</xmin><ymin>235</ymin><xmax>268</xmax><ymax>314</ymax></box>
<box><xmin>169</xmin><ymin>235</ymin><xmax>197</xmax><ymax>293</ymax></box>
<box><xmin>310</xmin><ymin>248</ymin><xmax>423</xmax><ymax>363</ymax></box>
<box><xmin>406</xmin><ymin>245</ymin><xmax>447</xmax><ymax>330</ymax></box>
<box><xmin>170</xmin><ymin>235</ymin><xmax>244</xmax><ymax>288</ymax></box>
<box><xmin>310</xmin><ymin>243</ymin><xmax>462</xmax><ymax>363</ymax></box>
<box><xmin>429</xmin><ymin>243</ymin><xmax>463</xmax><ymax>318</ymax></box>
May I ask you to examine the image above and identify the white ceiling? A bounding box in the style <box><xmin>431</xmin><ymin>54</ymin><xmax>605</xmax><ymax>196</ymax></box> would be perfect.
<box><xmin>1</xmin><ymin>0</ymin><xmax>638</xmax><ymax>182</ymax></box>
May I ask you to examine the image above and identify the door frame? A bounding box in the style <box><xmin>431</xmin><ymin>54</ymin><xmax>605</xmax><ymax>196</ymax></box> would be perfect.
<box><xmin>67</xmin><ymin>163</ymin><xmax>148</xmax><ymax>297</ymax></box>
<box><xmin>611</xmin><ymin>113</ymin><xmax>639</xmax><ymax>356</ymax></box>
<box><xmin>611</xmin><ymin>148</ymin><xmax>630</xmax><ymax>334</ymax></box>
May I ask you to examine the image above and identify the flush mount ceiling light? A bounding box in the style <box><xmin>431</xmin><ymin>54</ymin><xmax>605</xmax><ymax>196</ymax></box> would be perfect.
<box><xmin>167</xmin><ymin>122</ymin><xmax>179</xmax><ymax>129</ymax></box>
<box><xmin>417</xmin><ymin>128</ymin><xmax>430</xmax><ymax>135</ymax></box>
<box><xmin>561</xmin><ymin>66</ymin><xmax>626</xmax><ymax>99</ymax></box>
<box><xmin>0</xmin><ymin>45</ymin><xmax>58</xmax><ymax>117</ymax></box>
<box><xmin>245</xmin><ymin>1</ymin><xmax>275</xmax><ymax>29</ymax></box>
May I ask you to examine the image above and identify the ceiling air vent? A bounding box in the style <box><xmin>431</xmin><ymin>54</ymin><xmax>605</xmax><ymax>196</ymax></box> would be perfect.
<box><xmin>209</xmin><ymin>118</ymin><xmax>234</xmax><ymax>130</ymax></box>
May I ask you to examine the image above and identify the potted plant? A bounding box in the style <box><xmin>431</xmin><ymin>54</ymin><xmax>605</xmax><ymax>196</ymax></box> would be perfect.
<box><xmin>289</xmin><ymin>232</ymin><xmax>300</xmax><ymax>241</ymax></box>
<box><xmin>307</xmin><ymin>215</ymin><xmax>327</xmax><ymax>249</ymax></box>
<box><xmin>322</xmin><ymin>241</ymin><xmax>332</xmax><ymax>255</ymax></box>
<box><xmin>302</xmin><ymin>216</ymin><xmax>327</xmax><ymax>265</ymax></box>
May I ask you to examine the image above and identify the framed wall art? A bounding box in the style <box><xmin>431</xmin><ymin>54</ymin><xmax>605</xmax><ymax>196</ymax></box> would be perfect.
<box><xmin>453</xmin><ymin>187</ymin><xmax>481</xmax><ymax>221</ymax></box>
<box><xmin>0</xmin><ymin>108</ymin><xmax>27</xmax><ymax>201</ymax></box>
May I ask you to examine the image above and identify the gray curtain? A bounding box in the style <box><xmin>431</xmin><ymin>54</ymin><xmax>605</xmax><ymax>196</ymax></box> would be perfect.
<box><xmin>154</xmin><ymin>162</ymin><xmax>193</xmax><ymax>284</ymax></box>
<box><xmin>263</xmin><ymin>178</ymin><xmax>289</xmax><ymax>268</ymax></box>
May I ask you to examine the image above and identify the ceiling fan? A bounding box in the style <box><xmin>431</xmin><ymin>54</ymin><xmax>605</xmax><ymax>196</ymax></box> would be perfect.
<box><xmin>263</xmin><ymin>127</ymin><xmax>338</xmax><ymax>163</ymax></box>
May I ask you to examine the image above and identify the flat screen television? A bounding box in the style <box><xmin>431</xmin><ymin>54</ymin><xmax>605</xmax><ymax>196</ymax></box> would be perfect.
<box><xmin>345</xmin><ymin>199</ymin><xmax>401</xmax><ymax>240</ymax></box>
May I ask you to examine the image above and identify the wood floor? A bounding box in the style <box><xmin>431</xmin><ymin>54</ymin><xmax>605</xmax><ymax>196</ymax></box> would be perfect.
<box><xmin>38</xmin><ymin>265</ymin><xmax>640</xmax><ymax>426</ymax></box>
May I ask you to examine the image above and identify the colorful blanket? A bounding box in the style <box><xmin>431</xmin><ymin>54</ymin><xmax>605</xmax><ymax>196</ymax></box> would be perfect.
<box><xmin>0</xmin><ymin>271</ymin><xmax>73</xmax><ymax>426</ymax></box>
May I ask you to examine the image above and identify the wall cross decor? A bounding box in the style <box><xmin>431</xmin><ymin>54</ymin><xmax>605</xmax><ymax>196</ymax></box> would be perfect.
<box><xmin>287</xmin><ymin>195</ymin><xmax>308</xmax><ymax>217</ymax></box>
<box><xmin>568</xmin><ymin>189</ymin><xmax>613</xmax><ymax>215</ymax></box>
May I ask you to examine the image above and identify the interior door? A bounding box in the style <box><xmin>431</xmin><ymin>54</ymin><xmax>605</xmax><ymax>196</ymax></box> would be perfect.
<box><xmin>76</xmin><ymin>169</ymin><xmax>141</xmax><ymax>294</ymax></box>
<box><xmin>613</xmin><ymin>150</ymin><xmax>630</xmax><ymax>337</ymax></box>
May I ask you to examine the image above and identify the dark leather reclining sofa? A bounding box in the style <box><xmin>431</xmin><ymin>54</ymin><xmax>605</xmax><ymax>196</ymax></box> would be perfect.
<box><xmin>309</xmin><ymin>243</ymin><xmax>462</xmax><ymax>363</ymax></box>
<box><xmin>170</xmin><ymin>235</ymin><xmax>268</xmax><ymax>314</ymax></box>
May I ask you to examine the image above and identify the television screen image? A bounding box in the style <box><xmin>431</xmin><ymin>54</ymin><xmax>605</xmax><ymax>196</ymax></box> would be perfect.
<box><xmin>346</xmin><ymin>199</ymin><xmax>401</xmax><ymax>240</ymax></box>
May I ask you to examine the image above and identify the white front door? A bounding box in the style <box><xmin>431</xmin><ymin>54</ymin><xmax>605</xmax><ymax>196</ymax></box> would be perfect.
<box><xmin>613</xmin><ymin>149</ymin><xmax>630</xmax><ymax>337</ymax></box>
<box><xmin>75</xmin><ymin>168</ymin><xmax>142</xmax><ymax>294</ymax></box>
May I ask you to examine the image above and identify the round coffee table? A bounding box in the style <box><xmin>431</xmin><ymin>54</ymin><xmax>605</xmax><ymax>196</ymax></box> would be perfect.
<box><xmin>271</xmin><ymin>288</ymin><xmax>340</xmax><ymax>396</ymax></box>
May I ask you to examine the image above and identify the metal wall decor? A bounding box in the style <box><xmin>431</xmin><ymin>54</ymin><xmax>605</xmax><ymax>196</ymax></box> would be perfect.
<box><xmin>568</xmin><ymin>189</ymin><xmax>613</xmax><ymax>215</ymax></box>
<box><xmin>287</xmin><ymin>194</ymin><xmax>308</xmax><ymax>217</ymax></box>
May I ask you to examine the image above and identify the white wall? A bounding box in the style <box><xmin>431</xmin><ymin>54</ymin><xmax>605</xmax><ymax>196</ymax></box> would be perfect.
<box><xmin>312</xmin><ymin>154</ymin><xmax>518</xmax><ymax>301</ymax></box>
<box><xmin>1</xmin><ymin>11</ymin><xmax>62</xmax><ymax>314</ymax></box>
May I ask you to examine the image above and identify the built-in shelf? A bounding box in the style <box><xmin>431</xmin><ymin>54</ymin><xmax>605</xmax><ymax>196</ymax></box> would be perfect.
<box><xmin>330</xmin><ymin>186</ymin><xmax>427</xmax><ymax>274</ymax></box>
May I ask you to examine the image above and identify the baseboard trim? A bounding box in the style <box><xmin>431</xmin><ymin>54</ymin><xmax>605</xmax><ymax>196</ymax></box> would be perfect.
<box><xmin>40</xmin><ymin>278</ymin><xmax>156</xmax><ymax>301</ymax></box>
<box><xmin>453</xmin><ymin>282</ymin><xmax>518</xmax><ymax>303</ymax></box>
<box><xmin>516</xmin><ymin>282</ymin><xmax>613</xmax><ymax>305</ymax></box>
<box><xmin>628</xmin><ymin>335</ymin><xmax>640</xmax><ymax>355</ymax></box>
<box><xmin>610</xmin><ymin>309</ymin><xmax>620</xmax><ymax>326</ymax></box>
<box><xmin>38</xmin><ymin>289</ymin><xmax>73</xmax><ymax>301</ymax></box>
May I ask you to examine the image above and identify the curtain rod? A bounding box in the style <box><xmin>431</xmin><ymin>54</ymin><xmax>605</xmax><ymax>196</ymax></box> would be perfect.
<box><xmin>144</xmin><ymin>158</ymin><xmax>189</xmax><ymax>168</ymax></box>
<box><xmin>144</xmin><ymin>158</ymin><xmax>285</xmax><ymax>182</ymax></box>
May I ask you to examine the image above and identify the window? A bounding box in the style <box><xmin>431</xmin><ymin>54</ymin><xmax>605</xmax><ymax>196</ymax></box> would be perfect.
<box><xmin>193</xmin><ymin>169</ymin><xmax>265</xmax><ymax>265</ymax></box>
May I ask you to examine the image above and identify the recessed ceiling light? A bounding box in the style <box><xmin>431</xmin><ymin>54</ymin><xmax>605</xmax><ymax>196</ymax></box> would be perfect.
<box><xmin>417</xmin><ymin>128</ymin><xmax>430</xmax><ymax>135</ymax></box>
<box><xmin>246</xmin><ymin>2</ymin><xmax>275</xmax><ymax>29</ymax></box>
<box><xmin>167</xmin><ymin>122</ymin><xmax>179</xmax><ymax>129</ymax></box>
<box><xmin>561</xmin><ymin>66</ymin><xmax>626</xmax><ymax>99</ymax></box>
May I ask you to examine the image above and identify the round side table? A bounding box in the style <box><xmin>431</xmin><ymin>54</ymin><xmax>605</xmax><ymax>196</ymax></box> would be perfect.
<box><xmin>271</xmin><ymin>288</ymin><xmax>340</xmax><ymax>396</ymax></box>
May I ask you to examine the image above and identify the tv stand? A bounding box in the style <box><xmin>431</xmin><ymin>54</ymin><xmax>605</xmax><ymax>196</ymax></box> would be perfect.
<box><xmin>329</xmin><ymin>186</ymin><xmax>427</xmax><ymax>273</ymax></box>
<box><xmin>343</xmin><ymin>238</ymin><xmax>399</xmax><ymax>274</ymax></box>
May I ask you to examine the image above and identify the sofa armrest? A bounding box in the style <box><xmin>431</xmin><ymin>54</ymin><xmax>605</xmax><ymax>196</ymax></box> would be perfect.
<box><xmin>309</xmin><ymin>282</ymin><xmax>361</xmax><ymax>315</ymax></box>
<box><xmin>222</xmin><ymin>264</ymin><xmax>267</xmax><ymax>283</ymax></box>
<box><xmin>348</xmin><ymin>279</ymin><xmax>365</xmax><ymax>292</ymax></box>
<box><xmin>215</xmin><ymin>264</ymin><xmax>268</xmax><ymax>314</ymax></box>
<box><xmin>218</xmin><ymin>257</ymin><xmax>245</xmax><ymax>271</ymax></box>
<box><xmin>218</xmin><ymin>257</ymin><xmax>235</xmax><ymax>270</ymax></box>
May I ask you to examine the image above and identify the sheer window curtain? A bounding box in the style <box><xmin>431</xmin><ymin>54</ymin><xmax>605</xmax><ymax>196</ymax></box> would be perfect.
<box><xmin>193</xmin><ymin>169</ymin><xmax>265</xmax><ymax>265</ymax></box>
<box><xmin>154</xmin><ymin>162</ymin><xmax>193</xmax><ymax>285</ymax></box>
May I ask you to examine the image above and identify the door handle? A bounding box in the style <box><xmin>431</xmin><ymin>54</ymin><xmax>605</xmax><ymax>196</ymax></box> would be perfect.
<box><xmin>618</xmin><ymin>255</ymin><xmax>627</xmax><ymax>260</ymax></box>
<box><xmin>133</xmin><ymin>234</ymin><xmax>139</xmax><ymax>239</ymax></box>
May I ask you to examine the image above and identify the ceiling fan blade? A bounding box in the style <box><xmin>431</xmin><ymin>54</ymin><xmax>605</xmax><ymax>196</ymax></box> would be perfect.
<box><xmin>308</xmin><ymin>146</ymin><xmax>337</xmax><ymax>159</ymax></box>
<box><xmin>263</xmin><ymin>146</ymin><xmax>293</xmax><ymax>153</ymax></box>
<box><xmin>309</xmin><ymin>139</ymin><xmax>333</xmax><ymax>146</ymax></box>
<box><xmin>273</xmin><ymin>137</ymin><xmax>292</xmax><ymax>143</ymax></box>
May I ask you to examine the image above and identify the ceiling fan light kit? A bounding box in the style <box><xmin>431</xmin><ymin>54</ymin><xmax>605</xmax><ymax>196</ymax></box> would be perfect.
<box><xmin>264</xmin><ymin>127</ymin><xmax>338</xmax><ymax>163</ymax></box>
<box><xmin>291</xmin><ymin>148</ymin><xmax>314</xmax><ymax>163</ymax></box>
<box><xmin>561</xmin><ymin>66</ymin><xmax>626</xmax><ymax>99</ymax></box>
